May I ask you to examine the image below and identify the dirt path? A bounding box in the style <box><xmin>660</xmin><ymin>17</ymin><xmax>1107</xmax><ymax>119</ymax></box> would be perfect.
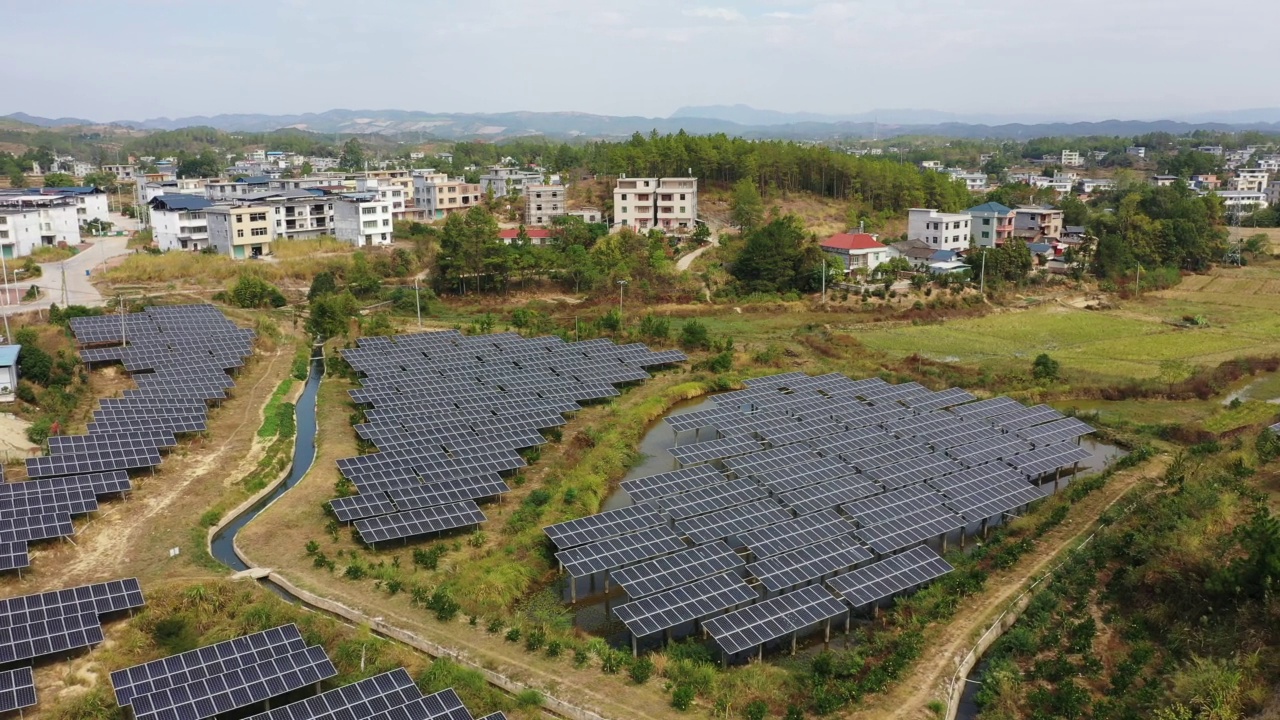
<box><xmin>851</xmin><ymin>454</ymin><xmax>1171</xmax><ymax>720</ymax></box>
<box><xmin>675</xmin><ymin>221</ymin><xmax>722</xmax><ymax>272</ymax></box>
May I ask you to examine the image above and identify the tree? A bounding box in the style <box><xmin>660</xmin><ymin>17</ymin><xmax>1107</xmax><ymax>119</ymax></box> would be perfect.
<box><xmin>307</xmin><ymin>291</ymin><xmax>358</xmax><ymax>339</ymax></box>
<box><xmin>729</xmin><ymin>214</ymin><xmax>824</xmax><ymax>294</ymax></box>
<box><xmin>1058</xmin><ymin>194</ymin><xmax>1089</xmax><ymax>227</ymax></box>
<box><xmin>1032</xmin><ymin>353</ymin><xmax>1060</xmax><ymax>381</ymax></box>
<box><xmin>308</xmin><ymin>271</ymin><xmax>338</xmax><ymax>300</ymax></box>
<box><xmin>42</xmin><ymin>172</ymin><xmax>75</xmax><ymax>188</ymax></box>
<box><xmin>339</xmin><ymin>139</ymin><xmax>365</xmax><ymax>171</ymax></box>
<box><xmin>17</xmin><ymin>345</ymin><xmax>53</xmax><ymax>386</ymax></box>
<box><xmin>82</xmin><ymin>171</ymin><xmax>118</xmax><ymax>192</ymax></box>
<box><xmin>227</xmin><ymin>273</ymin><xmax>286</xmax><ymax>308</ymax></box>
<box><xmin>345</xmin><ymin>253</ymin><xmax>382</xmax><ymax>298</ymax></box>
<box><xmin>690</xmin><ymin>222</ymin><xmax>711</xmax><ymax>245</ymax></box>
<box><xmin>679</xmin><ymin>320</ymin><xmax>711</xmax><ymax>351</ymax></box>
<box><xmin>176</xmin><ymin>150</ymin><xmax>222</xmax><ymax>179</ymax></box>
<box><xmin>300</xmin><ymin>161</ymin><xmax>314</xmax><ymax>175</ymax></box>
<box><xmin>729</xmin><ymin>178</ymin><xmax>764</xmax><ymax>232</ymax></box>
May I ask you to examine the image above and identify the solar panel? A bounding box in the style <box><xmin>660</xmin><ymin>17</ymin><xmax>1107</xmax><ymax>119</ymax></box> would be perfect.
<box><xmin>674</xmin><ymin>500</ymin><xmax>793</xmax><ymax>545</ymax></box>
<box><xmin>903</xmin><ymin>387</ymin><xmax>977</xmax><ymax>412</ymax></box>
<box><xmin>943</xmin><ymin>477</ymin><xmax>1044</xmax><ymax>522</ymax></box>
<box><xmin>544</xmin><ymin>503</ymin><xmax>665</xmax><ymax>550</ymax></box>
<box><xmin>753</xmin><ymin>456</ymin><xmax>856</xmax><ymax>494</ymax></box>
<box><xmin>621</xmin><ymin>465</ymin><xmax>724</xmax><ymax>503</ymax></box>
<box><xmin>1005</xmin><ymin>444</ymin><xmax>1092</xmax><ymax>478</ymax></box>
<box><xmin>838</xmin><ymin>438</ymin><xmax>931</xmax><ymax>471</ymax></box>
<box><xmin>860</xmin><ymin>453</ymin><xmax>966</xmax><ymax>489</ymax></box>
<box><xmin>738</xmin><ymin>509</ymin><xmax>856</xmax><ymax>559</ymax></box>
<box><xmin>387</xmin><ymin>475</ymin><xmax>511</xmax><ymax>511</ymax></box>
<box><xmin>722</xmin><ymin>445</ymin><xmax>819</xmax><ymax>478</ymax></box>
<box><xmin>777</xmin><ymin>475</ymin><xmax>882</xmax><ymax>516</ymax></box>
<box><xmin>613</xmin><ymin>572</ymin><xmax>758</xmax><ymax>638</ymax></box>
<box><xmin>240</xmin><ymin>668</ymin><xmax>422</xmax><ymax>720</ymax></box>
<box><xmin>111</xmin><ymin>625</ymin><xmax>308</xmax><ymax>708</ymax></box>
<box><xmin>128</xmin><ymin>645</ymin><xmax>337</xmax><ymax>720</ymax></box>
<box><xmin>947</xmin><ymin>435</ymin><xmax>1034</xmax><ymax>467</ymax></box>
<box><xmin>703</xmin><ymin>585</ymin><xmax>847</xmax><ymax>654</ymax></box>
<box><xmin>0</xmin><ymin>611</ymin><xmax>103</xmax><ymax>663</ymax></box>
<box><xmin>853</xmin><ymin>505</ymin><xmax>964</xmax><ymax>555</ymax></box>
<box><xmin>329</xmin><ymin>492</ymin><xmax>397</xmax><ymax>522</ymax></box>
<box><xmin>659</xmin><ymin>478</ymin><xmax>766</xmax><ymax>521</ymax></box>
<box><xmin>355</xmin><ymin>501</ymin><xmax>486</xmax><ymax>544</ymax></box>
<box><xmin>554</xmin><ymin>525</ymin><xmax>687</xmax><ymax>578</ymax></box>
<box><xmin>927</xmin><ymin>462</ymin><xmax>1026</xmax><ymax>493</ymax></box>
<box><xmin>0</xmin><ymin>667</ymin><xmax>35</xmax><ymax>713</ymax></box>
<box><xmin>668</xmin><ymin>436</ymin><xmax>762</xmax><ymax>466</ymax></box>
<box><xmin>611</xmin><ymin>541</ymin><xmax>745</xmax><ymax>599</ymax></box>
<box><xmin>827</xmin><ymin>545</ymin><xmax>954</xmax><ymax>607</ymax></box>
<box><xmin>1017</xmin><ymin>417</ymin><xmax>1095</xmax><ymax>446</ymax></box>
<box><xmin>989</xmin><ymin>404</ymin><xmax>1064</xmax><ymax>431</ymax></box>
<box><xmin>0</xmin><ymin>541</ymin><xmax>29</xmax><ymax>572</ymax></box>
<box><xmin>949</xmin><ymin>396</ymin><xmax>1022</xmax><ymax>420</ymax></box>
<box><xmin>807</xmin><ymin>427</ymin><xmax>896</xmax><ymax>455</ymax></box>
<box><xmin>842</xmin><ymin>485</ymin><xmax>946</xmax><ymax>527</ymax></box>
<box><xmin>747</xmin><ymin>535</ymin><xmax>874</xmax><ymax>592</ymax></box>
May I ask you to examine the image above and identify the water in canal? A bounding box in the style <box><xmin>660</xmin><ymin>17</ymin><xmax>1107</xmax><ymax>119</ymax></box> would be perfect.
<box><xmin>210</xmin><ymin>356</ymin><xmax>323</xmax><ymax>573</ymax></box>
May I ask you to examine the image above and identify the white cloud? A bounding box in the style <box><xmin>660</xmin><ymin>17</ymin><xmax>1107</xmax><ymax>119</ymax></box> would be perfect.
<box><xmin>762</xmin><ymin>11</ymin><xmax>803</xmax><ymax>19</ymax></box>
<box><xmin>683</xmin><ymin>6</ymin><xmax>744</xmax><ymax>21</ymax></box>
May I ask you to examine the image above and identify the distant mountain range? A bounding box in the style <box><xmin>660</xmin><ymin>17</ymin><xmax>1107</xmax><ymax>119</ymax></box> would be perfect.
<box><xmin>6</xmin><ymin>106</ymin><xmax>1280</xmax><ymax>140</ymax></box>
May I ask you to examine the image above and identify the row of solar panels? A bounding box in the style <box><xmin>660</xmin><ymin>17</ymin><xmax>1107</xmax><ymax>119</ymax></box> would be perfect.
<box><xmin>332</xmin><ymin>332</ymin><xmax>686</xmax><ymax>544</ymax></box>
<box><xmin>0</xmin><ymin>305</ymin><xmax>256</xmax><ymax>573</ymax></box>
<box><xmin>107</xmin><ymin>624</ymin><xmax>506</xmax><ymax>720</ymax></box>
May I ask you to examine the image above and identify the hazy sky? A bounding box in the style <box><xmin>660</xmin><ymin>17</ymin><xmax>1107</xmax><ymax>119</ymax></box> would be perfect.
<box><xmin>3</xmin><ymin>0</ymin><xmax>1276</xmax><ymax>121</ymax></box>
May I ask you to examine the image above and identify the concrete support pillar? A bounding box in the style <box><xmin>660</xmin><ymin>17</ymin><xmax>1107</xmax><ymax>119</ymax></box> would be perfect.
<box><xmin>790</xmin><ymin>632</ymin><xmax>797</xmax><ymax>656</ymax></box>
<box><xmin>664</xmin><ymin>627</ymin><xmax>673</xmax><ymax>647</ymax></box>
<box><xmin>824</xmin><ymin>618</ymin><xmax>831</xmax><ymax>645</ymax></box>
<box><xmin>960</xmin><ymin>525</ymin><xmax>967</xmax><ymax>549</ymax></box>
<box><xmin>758</xmin><ymin>644</ymin><xmax>764</xmax><ymax>663</ymax></box>
<box><xmin>631</xmin><ymin>633</ymin><xmax>637</xmax><ymax>658</ymax></box>
<box><xmin>570</xmin><ymin>577</ymin><xmax>576</xmax><ymax>604</ymax></box>
<box><xmin>941</xmin><ymin>532</ymin><xmax>948</xmax><ymax>553</ymax></box>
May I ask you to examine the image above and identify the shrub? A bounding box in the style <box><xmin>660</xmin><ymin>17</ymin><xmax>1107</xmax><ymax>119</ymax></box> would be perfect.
<box><xmin>228</xmin><ymin>273</ymin><xmax>287</xmax><ymax>308</ymax></box>
<box><xmin>545</xmin><ymin>640</ymin><xmax>562</xmax><ymax>658</ymax></box>
<box><xmin>486</xmin><ymin>618</ymin><xmax>504</xmax><ymax>634</ymax></box>
<box><xmin>524</xmin><ymin>628</ymin><xmax>546</xmax><ymax>652</ymax></box>
<box><xmin>505</xmin><ymin>628</ymin><xmax>521</xmax><ymax>643</ymax></box>
<box><xmin>572</xmin><ymin>648</ymin><xmax>589</xmax><ymax>667</ymax></box>
<box><xmin>679</xmin><ymin>319</ymin><xmax>712</xmax><ymax>350</ymax></box>
<box><xmin>600</xmin><ymin>650</ymin><xmax>625</xmax><ymax>674</ymax></box>
<box><xmin>343</xmin><ymin>564</ymin><xmax>365</xmax><ymax>580</ymax></box>
<box><xmin>26</xmin><ymin>416</ymin><xmax>54</xmax><ymax>445</ymax></box>
<box><xmin>672</xmin><ymin>685</ymin><xmax>696</xmax><ymax>711</ymax></box>
<box><xmin>745</xmin><ymin>700</ymin><xmax>768</xmax><ymax>720</ymax></box>
<box><xmin>628</xmin><ymin>656</ymin><xmax>654</xmax><ymax>684</ymax></box>
<box><xmin>1032</xmin><ymin>353</ymin><xmax>1061</xmax><ymax>381</ymax></box>
<box><xmin>515</xmin><ymin>689</ymin><xmax>543</xmax><ymax>708</ymax></box>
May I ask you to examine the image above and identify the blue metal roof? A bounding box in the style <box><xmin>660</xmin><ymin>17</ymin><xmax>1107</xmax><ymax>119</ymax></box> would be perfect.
<box><xmin>930</xmin><ymin>249</ymin><xmax>959</xmax><ymax>262</ymax></box>
<box><xmin>150</xmin><ymin>194</ymin><xmax>213</xmax><ymax>211</ymax></box>
<box><xmin>0</xmin><ymin>345</ymin><xmax>20</xmax><ymax>367</ymax></box>
<box><xmin>966</xmin><ymin>201</ymin><xmax>1013</xmax><ymax>214</ymax></box>
<box><xmin>237</xmin><ymin>176</ymin><xmax>272</xmax><ymax>184</ymax></box>
<box><xmin>1029</xmin><ymin>243</ymin><xmax>1054</xmax><ymax>254</ymax></box>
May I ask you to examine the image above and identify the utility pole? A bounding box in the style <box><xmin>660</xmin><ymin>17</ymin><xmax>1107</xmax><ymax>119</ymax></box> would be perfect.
<box><xmin>0</xmin><ymin>249</ymin><xmax>10</xmax><ymax>342</ymax></box>
<box><xmin>980</xmin><ymin>248</ymin><xmax>988</xmax><ymax>295</ymax></box>
<box><xmin>821</xmin><ymin>258</ymin><xmax>826</xmax><ymax>305</ymax></box>
<box><xmin>413</xmin><ymin>276</ymin><xmax>422</xmax><ymax>327</ymax></box>
<box><xmin>119</xmin><ymin>294</ymin><xmax>127</xmax><ymax>345</ymax></box>
<box><xmin>60</xmin><ymin>262</ymin><xmax>68</xmax><ymax>307</ymax></box>
<box><xmin>616</xmin><ymin>280</ymin><xmax>627</xmax><ymax>324</ymax></box>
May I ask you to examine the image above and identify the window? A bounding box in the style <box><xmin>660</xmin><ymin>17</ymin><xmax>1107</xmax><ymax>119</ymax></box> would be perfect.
<box><xmin>249</xmin><ymin>212</ymin><xmax>267</xmax><ymax>222</ymax></box>
<box><xmin>236</xmin><ymin>229</ymin><xmax>244</xmax><ymax>238</ymax></box>
<box><xmin>983</xmin><ymin>218</ymin><xmax>990</xmax><ymax>225</ymax></box>
<box><xmin>536</xmin><ymin>204</ymin><xmax>543</xmax><ymax>211</ymax></box>
<box><xmin>982</xmin><ymin>231</ymin><xmax>990</xmax><ymax>239</ymax></box>
<box><xmin>251</xmin><ymin>227</ymin><xmax>267</xmax><ymax>237</ymax></box>
<box><xmin>363</xmin><ymin>220</ymin><xmax>378</xmax><ymax>229</ymax></box>
<box><xmin>382</xmin><ymin>219</ymin><xmax>390</xmax><ymax>227</ymax></box>
<box><xmin>381</xmin><ymin>206</ymin><xmax>389</xmax><ymax>213</ymax></box>
<box><xmin>362</xmin><ymin>207</ymin><xmax>377</xmax><ymax>215</ymax></box>
<box><xmin>619</xmin><ymin>206</ymin><xmax>627</xmax><ymax>214</ymax></box>
<box><xmin>679</xmin><ymin>206</ymin><xmax>685</xmax><ymax>213</ymax></box>
<box><xmin>0</xmin><ymin>231</ymin><xmax>7</xmax><ymax>239</ymax></box>
<box><xmin>381</xmin><ymin>233</ymin><xmax>388</xmax><ymax>241</ymax></box>
<box><xmin>236</xmin><ymin>214</ymin><xmax>244</xmax><ymax>223</ymax></box>
<box><xmin>276</xmin><ymin>220</ymin><xmax>282</xmax><ymax>228</ymax></box>
<box><xmin>621</xmin><ymin>194</ymin><xmax>628</xmax><ymax>201</ymax></box>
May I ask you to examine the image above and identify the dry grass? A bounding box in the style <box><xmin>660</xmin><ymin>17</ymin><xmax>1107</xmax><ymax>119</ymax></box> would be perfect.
<box><xmin>101</xmin><ymin>246</ymin><xmax>359</xmax><ymax>288</ymax></box>
<box><xmin>29</xmin><ymin>246</ymin><xmax>79</xmax><ymax>263</ymax></box>
<box><xmin>272</xmin><ymin>237</ymin><xmax>355</xmax><ymax>260</ymax></box>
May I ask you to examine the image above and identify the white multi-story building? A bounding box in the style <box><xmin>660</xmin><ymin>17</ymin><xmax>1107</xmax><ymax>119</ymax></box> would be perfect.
<box><xmin>1231</xmin><ymin>168</ymin><xmax>1270</xmax><ymax>193</ymax></box>
<box><xmin>206</xmin><ymin>203</ymin><xmax>275</xmax><ymax>259</ymax></box>
<box><xmin>412</xmin><ymin>170</ymin><xmax>483</xmax><ymax>220</ymax></box>
<box><xmin>907</xmin><ymin>209</ymin><xmax>972</xmax><ymax>252</ymax></box>
<box><xmin>247</xmin><ymin>191</ymin><xmax>336</xmax><ymax>240</ymax></box>
<box><xmin>141</xmin><ymin>177</ymin><xmax>209</xmax><ymax>205</ymax></box>
<box><xmin>1061</xmin><ymin>150</ymin><xmax>1084</xmax><ymax>168</ymax></box>
<box><xmin>334</xmin><ymin>190</ymin><xmax>393</xmax><ymax>247</ymax></box>
<box><xmin>1265</xmin><ymin>180</ymin><xmax>1280</xmax><ymax>207</ymax></box>
<box><xmin>148</xmin><ymin>194</ymin><xmax>213</xmax><ymax>252</ymax></box>
<box><xmin>950</xmin><ymin>172</ymin><xmax>989</xmax><ymax>191</ymax></box>
<box><xmin>0</xmin><ymin>194</ymin><xmax>81</xmax><ymax>257</ymax></box>
<box><xmin>1080</xmin><ymin>178</ymin><xmax>1116</xmax><ymax>194</ymax></box>
<box><xmin>1217</xmin><ymin>190</ymin><xmax>1268</xmax><ymax>215</ymax></box>
<box><xmin>612</xmin><ymin>177</ymin><xmax>698</xmax><ymax>234</ymax></box>
<box><xmin>1196</xmin><ymin>146</ymin><xmax>1225</xmax><ymax>157</ymax></box>
<box><xmin>524</xmin><ymin>184</ymin><xmax>566</xmax><ymax>226</ymax></box>
<box><xmin>40</xmin><ymin>187</ymin><xmax>110</xmax><ymax>225</ymax></box>
<box><xmin>480</xmin><ymin>165</ymin><xmax>544</xmax><ymax>196</ymax></box>
<box><xmin>1126</xmin><ymin>146</ymin><xmax>1147</xmax><ymax>158</ymax></box>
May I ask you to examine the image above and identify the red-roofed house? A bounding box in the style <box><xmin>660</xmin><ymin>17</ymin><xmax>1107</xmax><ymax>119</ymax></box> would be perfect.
<box><xmin>498</xmin><ymin>227</ymin><xmax>553</xmax><ymax>245</ymax></box>
<box><xmin>821</xmin><ymin>232</ymin><xmax>889</xmax><ymax>274</ymax></box>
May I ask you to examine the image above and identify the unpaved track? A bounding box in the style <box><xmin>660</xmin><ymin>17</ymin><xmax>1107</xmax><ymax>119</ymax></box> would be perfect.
<box><xmin>851</xmin><ymin>454</ymin><xmax>1170</xmax><ymax>720</ymax></box>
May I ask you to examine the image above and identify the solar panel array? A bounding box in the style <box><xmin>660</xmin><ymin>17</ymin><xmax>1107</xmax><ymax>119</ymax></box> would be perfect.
<box><xmin>543</xmin><ymin>372</ymin><xmax>1100</xmax><ymax>653</ymax></box>
<box><xmin>111</xmin><ymin>624</ymin><xmax>336</xmax><ymax>720</ymax></box>
<box><xmin>0</xmin><ymin>667</ymin><xmax>35</xmax><ymax>714</ymax></box>
<box><xmin>0</xmin><ymin>578</ymin><xmax>144</xmax><ymax>665</ymax></box>
<box><xmin>242</xmin><ymin>667</ymin><xmax>496</xmax><ymax>720</ymax></box>
<box><xmin>336</xmin><ymin>331</ymin><xmax>684</xmax><ymax>544</ymax></box>
<box><xmin>1</xmin><ymin>305</ymin><xmax>255</xmax><ymax>571</ymax></box>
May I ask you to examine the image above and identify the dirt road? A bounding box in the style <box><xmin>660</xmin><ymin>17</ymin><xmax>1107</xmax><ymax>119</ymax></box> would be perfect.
<box><xmin>852</xmin><ymin>454</ymin><xmax>1170</xmax><ymax>720</ymax></box>
<box><xmin>675</xmin><ymin>222</ymin><xmax>722</xmax><ymax>271</ymax></box>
